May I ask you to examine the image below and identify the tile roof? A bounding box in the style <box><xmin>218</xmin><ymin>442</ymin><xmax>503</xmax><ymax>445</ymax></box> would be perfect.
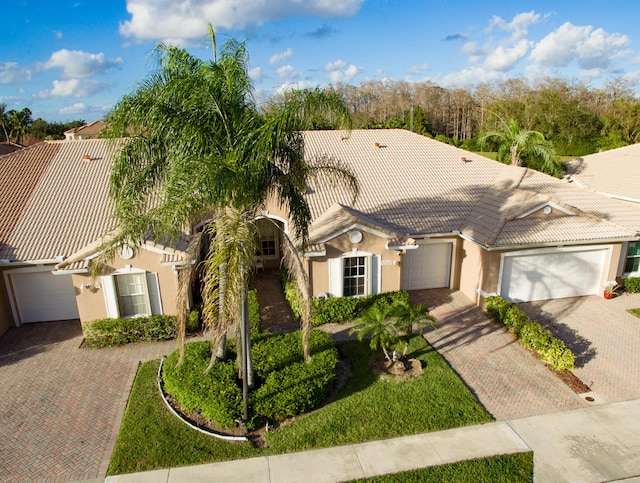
<box><xmin>304</xmin><ymin>129</ymin><xmax>640</xmax><ymax>248</ymax></box>
<box><xmin>64</xmin><ymin>120</ymin><xmax>105</xmax><ymax>139</ymax></box>
<box><xmin>0</xmin><ymin>139</ymin><xmax>118</xmax><ymax>262</ymax></box>
<box><xmin>0</xmin><ymin>142</ymin><xmax>61</xmax><ymax>260</ymax></box>
<box><xmin>565</xmin><ymin>143</ymin><xmax>640</xmax><ymax>202</ymax></box>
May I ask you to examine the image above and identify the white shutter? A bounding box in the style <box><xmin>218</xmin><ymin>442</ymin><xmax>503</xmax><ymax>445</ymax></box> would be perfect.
<box><xmin>101</xmin><ymin>276</ymin><xmax>119</xmax><ymax>318</ymax></box>
<box><xmin>370</xmin><ymin>255</ymin><xmax>381</xmax><ymax>294</ymax></box>
<box><xmin>146</xmin><ymin>272</ymin><xmax>163</xmax><ymax>315</ymax></box>
<box><xmin>328</xmin><ymin>258</ymin><xmax>343</xmax><ymax>297</ymax></box>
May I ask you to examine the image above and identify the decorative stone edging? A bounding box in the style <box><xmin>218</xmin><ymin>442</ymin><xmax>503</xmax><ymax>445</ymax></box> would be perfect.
<box><xmin>156</xmin><ymin>355</ymin><xmax>249</xmax><ymax>442</ymax></box>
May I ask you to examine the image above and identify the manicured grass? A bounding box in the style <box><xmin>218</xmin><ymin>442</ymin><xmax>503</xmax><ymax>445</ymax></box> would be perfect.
<box><xmin>628</xmin><ymin>308</ymin><xmax>640</xmax><ymax>319</ymax></box>
<box><xmin>345</xmin><ymin>452</ymin><xmax>533</xmax><ymax>482</ymax></box>
<box><xmin>108</xmin><ymin>336</ymin><xmax>492</xmax><ymax>475</ymax></box>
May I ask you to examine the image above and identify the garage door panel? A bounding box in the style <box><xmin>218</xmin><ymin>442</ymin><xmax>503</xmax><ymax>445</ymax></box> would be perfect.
<box><xmin>501</xmin><ymin>248</ymin><xmax>607</xmax><ymax>303</ymax></box>
<box><xmin>402</xmin><ymin>243</ymin><xmax>451</xmax><ymax>290</ymax></box>
<box><xmin>10</xmin><ymin>271</ymin><xmax>79</xmax><ymax>323</ymax></box>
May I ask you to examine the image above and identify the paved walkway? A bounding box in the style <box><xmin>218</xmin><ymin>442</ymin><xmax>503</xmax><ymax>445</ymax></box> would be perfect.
<box><xmin>519</xmin><ymin>292</ymin><xmax>640</xmax><ymax>403</ymax></box>
<box><xmin>106</xmin><ymin>398</ymin><xmax>640</xmax><ymax>483</ymax></box>
<box><xmin>409</xmin><ymin>289</ymin><xmax>587</xmax><ymax>420</ymax></box>
<box><xmin>0</xmin><ymin>321</ymin><xmax>202</xmax><ymax>483</ymax></box>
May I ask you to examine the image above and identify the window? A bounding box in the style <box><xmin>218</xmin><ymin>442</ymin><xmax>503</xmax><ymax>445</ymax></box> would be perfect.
<box><xmin>626</xmin><ymin>241</ymin><xmax>640</xmax><ymax>273</ymax></box>
<box><xmin>343</xmin><ymin>256</ymin><xmax>367</xmax><ymax>297</ymax></box>
<box><xmin>115</xmin><ymin>273</ymin><xmax>150</xmax><ymax>317</ymax></box>
<box><xmin>257</xmin><ymin>220</ymin><xmax>279</xmax><ymax>258</ymax></box>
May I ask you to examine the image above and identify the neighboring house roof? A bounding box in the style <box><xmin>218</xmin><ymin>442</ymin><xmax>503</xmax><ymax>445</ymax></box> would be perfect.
<box><xmin>0</xmin><ymin>142</ymin><xmax>23</xmax><ymax>155</ymax></box>
<box><xmin>304</xmin><ymin>129</ymin><xmax>640</xmax><ymax>248</ymax></box>
<box><xmin>565</xmin><ymin>143</ymin><xmax>640</xmax><ymax>203</ymax></box>
<box><xmin>64</xmin><ymin>120</ymin><xmax>105</xmax><ymax>140</ymax></box>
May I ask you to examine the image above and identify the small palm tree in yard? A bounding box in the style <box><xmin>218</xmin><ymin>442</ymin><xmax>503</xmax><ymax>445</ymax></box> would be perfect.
<box><xmin>350</xmin><ymin>301</ymin><xmax>436</xmax><ymax>361</ymax></box>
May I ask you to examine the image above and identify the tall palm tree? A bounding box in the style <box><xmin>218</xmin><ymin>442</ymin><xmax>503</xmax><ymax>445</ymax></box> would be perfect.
<box><xmin>479</xmin><ymin>119</ymin><xmax>561</xmax><ymax>176</ymax></box>
<box><xmin>8</xmin><ymin>108</ymin><xmax>32</xmax><ymax>146</ymax></box>
<box><xmin>102</xmin><ymin>32</ymin><xmax>358</xmax><ymax>378</ymax></box>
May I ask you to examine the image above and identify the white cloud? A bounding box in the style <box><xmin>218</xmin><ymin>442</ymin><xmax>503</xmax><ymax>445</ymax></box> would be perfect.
<box><xmin>0</xmin><ymin>62</ymin><xmax>32</xmax><ymax>84</ymax></box>
<box><xmin>59</xmin><ymin>102</ymin><xmax>87</xmax><ymax>115</ymax></box>
<box><xmin>408</xmin><ymin>64</ymin><xmax>429</xmax><ymax>76</ymax></box>
<box><xmin>276</xmin><ymin>65</ymin><xmax>299</xmax><ymax>79</ymax></box>
<box><xmin>38</xmin><ymin>79</ymin><xmax>112</xmax><ymax>98</ymax></box>
<box><xmin>42</xmin><ymin>49</ymin><xmax>123</xmax><ymax>78</ymax></box>
<box><xmin>269</xmin><ymin>48</ymin><xmax>293</xmax><ymax>65</ymax></box>
<box><xmin>530</xmin><ymin>22</ymin><xmax>630</xmax><ymax>71</ymax></box>
<box><xmin>248</xmin><ymin>66</ymin><xmax>263</xmax><ymax>81</ymax></box>
<box><xmin>275</xmin><ymin>80</ymin><xmax>320</xmax><ymax>95</ymax></box>
<box><xmin>484</xmin><ymin>39</ymin><xmax>532</xmax><ymax>71</ymax></box>
<box><xmin>54</xmin><ymin>30</ymin><xmax>63</xmax><ymax>40</ymax></box>
<box><xmin>434</xmin><ymin>67</ymin><xmax>506</xmax><ymax>88</ymax></box>
<box><xmin>325</xmin><ymin>59</ymin><xmax>360</xmax><ymax>83</ymax></box>
<box><xmin>120</xmin><ymin>0</ymin><xmax>364</xmax><ymax>43</ymax></box>
<box><xmin>488</xmin><ymin>11</ymin><xmax>540</xmax><ymax>41</ymax></box>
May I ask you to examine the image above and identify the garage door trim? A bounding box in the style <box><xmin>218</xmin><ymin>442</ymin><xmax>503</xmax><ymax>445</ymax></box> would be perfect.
<box><xmin>401</xmin><ymin>239</ymin><xmax>454</xmax><ymax>290</ymax></box>
<box><xmin>498</xmin><ymin>244</ymin><xmax>613</xmax><ymax>302</ymax></box>
<box><xmin>4</xmin><ymin>265</ymin><xmax>79</xmax><ymax>326</ymax></box>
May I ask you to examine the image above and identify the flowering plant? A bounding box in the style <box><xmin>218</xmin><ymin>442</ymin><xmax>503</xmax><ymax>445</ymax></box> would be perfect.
<box><xmin>604</xmin><ymin>280</ymin><xmax>619</xmax><ymax>295</ymax></box>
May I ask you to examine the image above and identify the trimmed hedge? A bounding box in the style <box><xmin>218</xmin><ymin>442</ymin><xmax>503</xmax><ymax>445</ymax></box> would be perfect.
<box><xmin>624</xmin><ymin>277</ymin><xmax>640</xmax><ymax>293</ymax></box>
<box><xmin>82</xmin><ymin>315</ymin><xmax>177</xmax><ymax>348</ymax></box>
<box><xmin>485</xmin><ymin>296</ymin><xmax>575</xmax><ymax>370</ymax></box>
<box><xmin>281</xmin><ymin>270</ymin><xmax>410</xmax><ymax>325</ymax></box>
<box><xmin>162</xmin><ymin>330</ymin><xmax>338</xmax><ymax>428</ymax></box>
<box><xmin>247</xmin><ymin>288</ymin><xmax>263</xmax><ymax>335</ymax></box>
<box><xmin>162</xmin><ymin>342</ymin><xmax>243</xmax><ymax>427</ymax></box>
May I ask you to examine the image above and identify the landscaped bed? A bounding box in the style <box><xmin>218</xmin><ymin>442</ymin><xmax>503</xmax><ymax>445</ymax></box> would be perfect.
<box><xmin>108</xmin><ymin>335</ymin><xmax>493</xmax><ymax>475</ymax></box>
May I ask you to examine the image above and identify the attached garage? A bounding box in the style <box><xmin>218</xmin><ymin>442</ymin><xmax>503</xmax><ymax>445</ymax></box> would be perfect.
<box><xmin>7</xmin><ymin>269</ymin><xmax>79</xmax><ymax>324</ymax></box>
<box><xmin>401</xmin><ymin>241</ymin><xmax>452</xmax><ymax>290</ymax></box>
<box><xmin>499</xmin><ymin>246</ymin><xmax>610</xmax><ymax>303</ymax></box>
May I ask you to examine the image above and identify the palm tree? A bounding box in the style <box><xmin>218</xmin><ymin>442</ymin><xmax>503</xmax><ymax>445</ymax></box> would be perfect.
<box><xmin>388</xmin><ymin>301</ymin><xmax>436</xmax><ymax>357</ymax></box>
<box><xmin>8</xmin><ymin>108</ymin><xmax>32</xmax><ymax>146</ymax></box>
<box><xmin>479</xmin><ymin>119</ymin><xmax>561</xmax><ymax>176</ymax></box>
<box><xmin>101</xmin><ymin>31</ymin><xmax>358</xmax><ymax>412</ymax></box>
<box><xmin>0</xmin><ymin>103</ymin><xmax>10</xmax><ymax>142</ymax></box>
<box><xmin>349</xmin><ymin>305</ymin><xmax>400</xmax><ymax>361</ymax></box>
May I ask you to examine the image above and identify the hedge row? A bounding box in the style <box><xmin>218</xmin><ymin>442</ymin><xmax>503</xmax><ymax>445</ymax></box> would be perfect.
<box><xmin>281</xmin><ymin>271</ymin><xmax>410</xmax><ymax>325</ymax></box>
<box><xmin>162</xmin><ymin>330</ymin><xmax>338</xmax><ymax>427</ymax></box>
<box><xmin>624</xmin><ymin>277</ymin><xmax>640</xmax><ymax>293</ymax></box>
<box><xmin>485</xmin><ymin>296</ymin><xmax>575</xmax><ymax>371</ymax></box>
<box><xmin>82</xmin><ymin>315</ymin><xmax>177</xmax><ymax>348</ymax></box>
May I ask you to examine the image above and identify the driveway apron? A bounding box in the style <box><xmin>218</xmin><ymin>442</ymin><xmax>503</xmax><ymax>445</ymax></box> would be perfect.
<box><xmin>0</xmin><ymin>320</ymin><xmax>189</xmax><ymax>482</ymax></box>
<box><xmin>409</xmin><ymin>289</ymin><xmax>587</xmax><ymax>421</ymax></box>
<box><xmin>518</xmin><ymin>293</ymin><xmax>640</xmax><ymax>403</ymax></box>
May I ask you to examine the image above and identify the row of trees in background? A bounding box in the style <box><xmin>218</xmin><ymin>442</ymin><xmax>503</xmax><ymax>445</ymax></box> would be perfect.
<box><xmin>0</xmin><ymin>103</ymin><xmax>84</xmax><ymax>145</ymax></box>
<box><xmin>329</xmin><ymin>76</ymin><xmax>640</xmax><ymax>156</ymax></box>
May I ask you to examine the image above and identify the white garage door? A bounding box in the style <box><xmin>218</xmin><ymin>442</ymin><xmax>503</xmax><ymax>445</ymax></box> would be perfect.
<box><xmin>402</xmin><ymin>242</ymin><xmax>452</xmax><ymax>290</ymax></box>
<box><xmin>500</xmin><ymin>247</ymin><xmax>608</xmax><ymax>303</ymax></box>
<box><xmin>10</xmin><ymin>271</ymin><xmax>79</xmax><ymax>323</ymax></box>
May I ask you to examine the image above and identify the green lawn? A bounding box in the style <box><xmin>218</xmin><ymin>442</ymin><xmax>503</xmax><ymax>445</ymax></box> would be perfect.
<box><xmin>628</xmin><ymin>308</ymin><xmax>640</xmax><ymax>319</ymax></box>
<box><xmin>346</xmin><ymin>452</ymin><xmax>533</xmax><ymax>482</ymax></box>
<box><xmin>108</xmin><ymin>336</ymin><xmax>493</xmax><ymax>475</ymax></box>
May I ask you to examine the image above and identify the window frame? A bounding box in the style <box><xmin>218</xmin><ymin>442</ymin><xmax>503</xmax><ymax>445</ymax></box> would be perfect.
<box><xmin>114</xmin><ymin>272</ymin><xmax>151</xmax><ymax>318</ymax></box>
<box><xmin>625</xmin><ymin>240</ymin><xmax>640</xmax><ymax>274</ymax></box>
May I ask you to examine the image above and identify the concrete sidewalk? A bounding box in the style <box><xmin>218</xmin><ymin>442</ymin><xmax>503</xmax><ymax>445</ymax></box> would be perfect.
<box><xmin>104</xmin><ymin>399</ymin><xmax>640</xmax><ymax>483</ymax></box>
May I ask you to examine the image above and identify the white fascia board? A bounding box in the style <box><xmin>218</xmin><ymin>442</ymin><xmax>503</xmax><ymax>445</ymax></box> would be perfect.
<box><xmin>516</xmin><ymin>201</ymin><xmax>575</xmax><ymax>219</ymax></box>
<box><xmin>314</xmin><ymin>223</ymin><xmax>395</xmax><ymax>245</ymax></box>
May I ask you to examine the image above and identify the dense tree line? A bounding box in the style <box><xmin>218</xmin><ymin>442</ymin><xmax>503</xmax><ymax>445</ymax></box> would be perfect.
<box><xmin>329</xmin><ymin>76</ymin><xmax>640</xmax><ymax>156</ymax></box>
<box><xmin>0</xmin><ymin>103</ymin><xmax>84</xmax><ymax>145</ymax></box>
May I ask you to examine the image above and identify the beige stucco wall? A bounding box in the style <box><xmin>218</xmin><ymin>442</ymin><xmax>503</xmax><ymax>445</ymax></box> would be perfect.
<box><xmin>72</xmin><ymin>246</ymin><xmax>179</xmax><ymax>322</ymax></box>
<box><xmin>309</xmin><ymin>229</ymin><xmax>402</xmax><ymax>297</ymax></box>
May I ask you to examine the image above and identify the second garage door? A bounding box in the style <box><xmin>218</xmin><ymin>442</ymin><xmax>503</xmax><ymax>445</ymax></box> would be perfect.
<box><xmin>402</xmin><ymin>242</ymin><xmax>452</xmax><ymax>290</ymax></box>
<box><xmin>9</xmin><ymin>270</ymin><xmax>79</xmax><ymax>324</ymax></box>
<box><xmin>500</xmin><ymin>247</ymin><xmax>608</xmax><ymax>303</ymax></box>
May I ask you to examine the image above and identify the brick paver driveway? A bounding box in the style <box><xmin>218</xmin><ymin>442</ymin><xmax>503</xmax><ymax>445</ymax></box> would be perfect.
<box><xmin>0</xmin><ymin>320</ymin><xmax>189</xmax><ymax>482</ymax></box>
<box><xmin>409</xmin><ymin>289</ymin><xmax>587</xmax><ymax>421</ymax></box>
<box><xmin>518</xmin><ymin>292</ymin><xmax>640</xmax><ymax>403</ymax></box>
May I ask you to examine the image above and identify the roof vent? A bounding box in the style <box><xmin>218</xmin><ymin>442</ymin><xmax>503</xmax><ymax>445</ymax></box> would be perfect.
<box><xmin>374</xmin><ymin>143</ymin><xmax>380</xmax><ymax>148</ymax></box>
<box><xmin>460</xmin><ymin>157</ymin><xmax>467</xmax><ymax>163</ymax></box>
<box><xmin>82</xmin><ymin>154</ymin><xmax>91</xmax><ymax>162</ymax></box>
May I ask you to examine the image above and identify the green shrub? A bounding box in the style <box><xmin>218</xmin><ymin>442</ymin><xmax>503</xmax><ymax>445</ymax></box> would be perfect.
<box><xmin>247</xmin><ymin>289</ymin><xmax>262</xmax><ymax>335</ymax></box>
<box><xmin>82</xmin><ymin>315</ymin><xmax>177</xmax><ymax>348</ymax></box>
<box><xmin>162</xmin><ymin>341</ymin><xmax>243</xmax><ymax>427</ymax></box>
<box><xmin>162</xmin><ymin>330</ymin><xmax>337</xmax><ymax>428</ymax></box>
<box><xmin>251</xmin><ymin>331</ymin><xmax>338</xmax><ymax>422</ymax></box>
<box><xmin>187</xmin><ymin>305</ymin><xmax>202</xmax><ymax>332</ymax></box>
<box><xmin>485</xmin><ymin>296</ymin><xmax>575</xmax><ymax>370</ymax></box>
<box><xmin>624</xmin><ymin>277</ymin><xmax>640</xmax><ymax>293</ymax></box>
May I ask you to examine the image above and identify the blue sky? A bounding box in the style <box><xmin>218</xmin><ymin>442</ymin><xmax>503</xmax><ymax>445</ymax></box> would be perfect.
<box><xmin>2</xmin><ymin>0</ymin><xmax>640</xmax><ymax>123</ymax></box>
